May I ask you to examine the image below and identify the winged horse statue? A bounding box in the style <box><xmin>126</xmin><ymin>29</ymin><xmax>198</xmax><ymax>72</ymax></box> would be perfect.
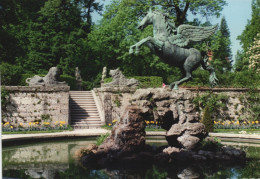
<box><xmin>129</xmin><ymin>9</ymin><xmax>218</xmax><ymax>90</ymax></box>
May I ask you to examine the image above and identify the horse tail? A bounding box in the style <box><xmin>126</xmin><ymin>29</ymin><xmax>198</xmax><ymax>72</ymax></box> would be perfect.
<box><xmin>201</xmin><ymin>56</ymin><xmax>218</xmax><ymax>87</ymax></box>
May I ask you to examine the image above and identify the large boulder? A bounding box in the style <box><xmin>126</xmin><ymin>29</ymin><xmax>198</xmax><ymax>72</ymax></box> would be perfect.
<box><xmin>132</xmin><ymin>88</ymin><xmax>207</xmax><ymax>150</ymax></box>
<box><xmin>99</xmin><ymin>105</ymin><xmax>146</xmax><ymax>153</ymax></box>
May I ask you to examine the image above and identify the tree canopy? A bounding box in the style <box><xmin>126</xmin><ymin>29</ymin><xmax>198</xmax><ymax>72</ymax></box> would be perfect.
<box><xmin>1</xmin><ymin>0</ymin><xmax>259</xmax><ymax>89</ymax></box>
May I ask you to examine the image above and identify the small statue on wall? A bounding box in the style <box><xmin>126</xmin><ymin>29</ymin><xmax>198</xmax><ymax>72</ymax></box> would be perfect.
<box><xmin>26</xmin><ymin>67</ymin><xmax>66</xmax><ymax>86</ymax></box>
<box><xmin>75</xmin><ymin>67</ymin><xmax>82</xmax><ymax>82</ymax></box>
<box><xmin>75</xmin><ymin>67</ymin><xmax>82</xmax><ymax>90</ymax></box>
<box><xmin>101</xmin><ymin>67</ymin><xmax>107</xmax><ymax>82</ymax></box>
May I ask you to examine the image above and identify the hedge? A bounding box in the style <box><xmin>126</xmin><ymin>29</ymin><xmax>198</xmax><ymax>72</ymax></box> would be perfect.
<box><xmin>103</xmin><ymin>76</ymin><xmax>163</xmax><ymax>88</ymax></box>
<box><xmin>132</xmin><ymin>76</ymin><xmax>163</xmax><ymax>88</ymax></box>
<box><xmin>60</xmin><ymin>75</ymin><xmax>77</xmax><ymax>90</ymax></box>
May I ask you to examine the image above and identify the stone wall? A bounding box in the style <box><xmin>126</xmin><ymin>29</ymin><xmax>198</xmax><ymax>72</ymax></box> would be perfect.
<box><xmin>94</xmin><ymin>87</ymin><xmax>136</xmax><ymax>125</ymax></box>
<box><xmin>94</xmin><ymin>87</ymin><xmax>259</xmax><ymax>124</ymax></box>
<box><xmin>2</xmin><ymin>86</ymin><xmax>70</xmax><ymax>127</ymax></box>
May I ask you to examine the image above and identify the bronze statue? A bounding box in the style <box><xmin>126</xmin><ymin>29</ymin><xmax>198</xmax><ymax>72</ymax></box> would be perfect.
<box><xmin>129</xmin><ymin>9</ymin><xmax>218</xmax><ymax>89</ymax></box>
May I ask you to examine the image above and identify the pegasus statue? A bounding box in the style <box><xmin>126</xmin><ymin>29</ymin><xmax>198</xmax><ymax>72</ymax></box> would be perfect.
<box><xmin>129</xmin><ymin>9</ymin><xmax>218</xmax><ymax>90</ymax></box>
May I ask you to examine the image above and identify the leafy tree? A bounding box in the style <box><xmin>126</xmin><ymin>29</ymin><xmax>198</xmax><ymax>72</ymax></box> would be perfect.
<box><xmin>237</xmin><ymin>0</ymin><xmax>260</xmax><ymax>51</ymax></box>
<box><xmin>0</xmin><ymin>62</ymin><xmax>23</xmax><ymax>85</ymax></box>
<box><xmin>86</xmin><ymin>0</ymin><xmax>176</xmax><ymax>83</ymax></box>
<box><xmin>202</xmin><ymin>105</ymin><xmax>214</xmax><ymax>132</ymax></box>
<box><xmin>148</xmin><ymin>0</ymin><xmax>227</xmax><ymax>25</ymax></box>
<box><xmin>0</xmin><ymin>0</ymin><xmax>47</xmax><ymax>64</ymax></box>
<box><xmin>17</xmin><ymin>0</ymin><xmax>87</xmax><ymax>75</ymax></box>
<box><xmin>76</xmin><ymin>0</ymin><xmax>104</xmax><ymax>33</ymax></box>
<box><xmin>211</xmin><ymin>16</ymin><xmax>232</xmax><ymax>73</ymax></box>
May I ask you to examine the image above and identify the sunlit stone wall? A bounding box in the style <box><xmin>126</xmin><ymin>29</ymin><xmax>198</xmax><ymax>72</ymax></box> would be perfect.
<box><xmin>94</xmin><ymin>87</ymin><xmax>259</xmax><ymax>124</ymax></box>
<box><xmin>2</xmin><ymin>86</ymin><xmax>70</xmax><ymax>127</ymax></box>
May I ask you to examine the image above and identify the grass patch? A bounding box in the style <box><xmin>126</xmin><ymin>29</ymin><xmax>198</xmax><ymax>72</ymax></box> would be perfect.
<box><xmin>101</xmin><ymin>125</ymin><xmax>112</xmax><ymax>130</ymax></box>
<box><xmin>213</xmin><ymin>129</ymin><xmax>260</xmax><ymax>134</ymax></box>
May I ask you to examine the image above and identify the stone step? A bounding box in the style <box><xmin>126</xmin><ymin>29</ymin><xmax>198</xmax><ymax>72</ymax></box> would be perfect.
<box><xmin>71</xmin><ymin>114</ymin><xmax>100</xmax><ymax>118</ymax></box>
<box><xmin>70</xmin><ymin>108</ymin><xmax>98</xmax><ymax>111</ymax></box>
<box><xmin>70</xmin><ymin>103</ymin><xmax>96</xmax><ymax>105</ymax></box>
<box><xmin>71</xmin><ymin>117</ymin><xmax>101</xmax><ymax>121</ymax></box>
<box><xmin>70</xmin><ymin>95</ymin><xmax>94</xmax><ymax>97</ymax></box>
<box><xmin>70</xmin><ymin>90</ymin><xmax>101</xmax><ymax>129</ymax></box>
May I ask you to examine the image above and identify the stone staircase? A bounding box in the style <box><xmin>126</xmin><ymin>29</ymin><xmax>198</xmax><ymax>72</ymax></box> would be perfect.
<box><xmin>69</xmin><ymin>91</ymin><xmax>102</xmax><ymax>129</ymax></box>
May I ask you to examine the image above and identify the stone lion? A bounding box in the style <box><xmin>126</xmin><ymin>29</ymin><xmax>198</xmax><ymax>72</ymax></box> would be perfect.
<box><xmin>104</xmin><ymin>68</ymin><xmax>139</xmax><ymax>87</ymax></box>
<box><xmin>26</xmin><ymin>67</ymin><xmax>66</xmax><ymax>86</ymax></box>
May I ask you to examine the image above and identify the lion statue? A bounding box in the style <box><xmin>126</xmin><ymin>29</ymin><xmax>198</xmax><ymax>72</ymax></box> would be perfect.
<box><xmin>26</xmin><ymin>67</ymin><xmax>66</xmax><ymax>86</ymax></box>
<box><xmin>104</xmin><ymin>68</ymin><xmax>139</xmax><ymax>87</ymax></box>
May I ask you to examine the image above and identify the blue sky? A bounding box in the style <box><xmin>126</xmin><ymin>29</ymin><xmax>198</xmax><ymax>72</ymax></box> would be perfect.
<box><xmin>93</xmin><ymin>0</ymin><xmax>252</xmax><ymax>63</ymax></box>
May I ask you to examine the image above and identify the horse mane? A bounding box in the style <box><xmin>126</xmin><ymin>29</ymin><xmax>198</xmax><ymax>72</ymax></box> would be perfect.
<box><xmin>153</xmin><ymin>10</ymin><xmax>176</xmax><ymax>36</ymax></box>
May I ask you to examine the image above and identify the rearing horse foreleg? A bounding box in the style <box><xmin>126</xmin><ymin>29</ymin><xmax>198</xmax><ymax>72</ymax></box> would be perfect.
<box><xmin>170</xmin><ymin>72</ymin><xmax>192</xmax><ymax>90</ymax></box>
<box><xmin>129</xmin><ymin>36</ymin><xmax>163</xmax><ymax>54</ymax></box>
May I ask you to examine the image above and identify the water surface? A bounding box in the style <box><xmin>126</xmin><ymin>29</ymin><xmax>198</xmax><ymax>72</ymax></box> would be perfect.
<box><xmin>2</xmin><ymin>138</ymin><xmax>260</xmax><ymax>179</ymax></box>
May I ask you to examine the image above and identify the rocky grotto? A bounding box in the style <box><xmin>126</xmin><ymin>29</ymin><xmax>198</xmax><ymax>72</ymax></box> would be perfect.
<box><xmin>79</xmin><ymin>89</ymin><xmax>246</xmax><ymax>169</ymax></box>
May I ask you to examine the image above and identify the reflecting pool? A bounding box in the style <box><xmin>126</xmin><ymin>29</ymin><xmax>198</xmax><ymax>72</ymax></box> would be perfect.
<box><xmin>2</xmin><ymin>138</ymin><xmax>260</xmax><ymax>179</ymax></box>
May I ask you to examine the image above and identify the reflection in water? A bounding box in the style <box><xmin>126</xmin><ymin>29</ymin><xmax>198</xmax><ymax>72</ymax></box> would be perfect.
<box><xmin>2</xmin><ymin>139</ymin><xmax>260</xmax><ymax>179</ymax></box>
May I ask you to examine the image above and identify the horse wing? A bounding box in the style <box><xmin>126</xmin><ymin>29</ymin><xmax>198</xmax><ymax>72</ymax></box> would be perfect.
<box><xmin>168</xmin><ymin>24</ymin><xmax>218</xmax><ymax>47</ymax></box>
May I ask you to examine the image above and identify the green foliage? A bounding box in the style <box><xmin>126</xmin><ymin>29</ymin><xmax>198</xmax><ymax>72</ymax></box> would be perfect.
<box><xmin>60</xmin><ymin>75</ymin><xmax>77</xmax><ymax>90</ymax></box>
<box><xmin>41</xmin><ymin>114</ymin><xmax>52</xmax><ymax>122</ymax></box>
<box><xmin>202</xmin><ymin>105</ymin><xmax>214</xmax><ymax>132</ymax></box>
<box><xmin>183</xmin><ymin>68</ymin><xmax>209</xmax><ymax>87</ymax></box>
<box><xmin>113</xmin><ymin>96</ymin><xmax>121</xmax><ymax>107</ymax></box>
<box><xmin>237</xmin><ymin>0</ymin><xmax>260</xmax><ymax>51</ymax></box>
<box><xmin>103</xmin><ymin>77</ymin><xmax>112</xmax><ymax>83</ymax></box>
<box><xmin>0</xmin><ymin>62</ymin><xmax>23</xmax><ymax>86</ymax></box>
<box><xmin>145</xmin><ymin>165</ymin><xmax>168</xmax><ymax>179</ymax></box>
<box><xmin>211</xmin><ymin>17</ymin><xmax>232</xmax><ymax>72</ymax></box>
<box><xmin>245</xmin><ymin>88</ymin><xmax>260</xmax><ymax>121</ymax></box>
<box><xmin>133</xmin><ymin>76</ymin><xmax>163</xmax><ymax>88</ymax></box>
<box><xmin>199</xmin><ymin>137</ymin><xmax>223</xmax><ymax>152</ymax></box>
<box><xmin>151</xmin><ymin>0</ymin><xmax>227</xmax><ymax>26</ymax></box>
<box><xmin>193</xmin><ymin>92</ymin><xmax>229</xmax><ymax>113</ymax></box>
<box><xmin>96</xmin><ymin>133</ymin><xmax>110</xmax><ymax>146</ymax></box>
<box><xmin>103</xmin><ymin>76</ymin><xmax>163</xmax><ymax>88</ymax></box>
<box><xmin>1</xmin><ymin>87</ymin><xmax>9</xmax><ymax>110</ymax></box>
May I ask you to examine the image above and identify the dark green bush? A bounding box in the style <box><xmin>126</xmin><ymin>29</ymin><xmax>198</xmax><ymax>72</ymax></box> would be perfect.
<box><xmin>0</xmin><ymin>62</ymin><xmax>23</xmax><ymax>86</ymax></box>
<box><xmin>19</xmin><ymin>73</ymin><xmax>34</xmax><ymax>86</ymax></box>
<box><xmin>60</xmin><ymin>75</ymin><xmax>77</xmax><ymax>90</ymax></box>
<box><xmin>202</xmin><ymin>105</ymin><xmax>214</xmax><ymax>132</ymax></box>
<box><xmin>103</xmin><ymin>77</ymin><xmax>112</xmax><ymax>83</ymax></box>
<box><xmin>103</xmin><ymin>76</ymin><xmax>163</xmax><ymax>88</ymax></box>
<box><xmin>82</xmin><ymin>81</ymin><xmax>94</xmax><ymax>91</ymax></box>
<box><xmin>1</xmin><ymin>87</ymin><xmax>9</xmax><ymax>109</ymax></box>
<box><xmin>133</xmin><ymin>76</ymin><xmax>163</xmax><ymax>88</ymax></box>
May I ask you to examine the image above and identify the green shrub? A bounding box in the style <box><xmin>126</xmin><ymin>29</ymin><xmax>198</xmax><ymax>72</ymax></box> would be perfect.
<box><xmin>199</xmin><ymin>137</ymin><xmax>223</xmax><ymax>152</ymax></box>
<box><xmin>133</xmin><ymin>76</ymin><xmax>163</xmax><ymax>88</ymax></box>
<box><xmin>103</xmin><ymin>77</ymin><xmax>112</xmax><ymax>83</ymax></box>
<box><xmin>0</xmin><ymin>62</ymin><xmax>23</xmax><ymax>86</ymax></box>
<box><xmin>82</xmin><ymin>80</ymin><xmax>95</xmax><ymax>90</ymax></box>
<box><xmin>1</xmin><ymin>87</ymin><xmax>9</xmax><ymax>109</ymax></box>
<box><xmin>202</xmin><ymin>105</ymin><xmax>214</xmax><ymax>132</ymax></box>
<box><xmin>103</xmin><ymin>76</ymin><xmax>163</xmax><ymax>88</ymax></box>
<box><xmin>19</xmin><ymin>73</ymin><xmax>34</xmax><ymax>86</ymax></box>
<box><xmin>96</xmin><ymin>133</ymin><xmax>110</xmax><ymax>146</ymax></box>
<box><xmin>60</xmin><ymin>75</ymin><xmax>77</xmax><ymax>90</ymax></box>
<box><xmin>193</xmin><ymin>92</ymin><xmax>229</xmax><ymax>113</ymax></box>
